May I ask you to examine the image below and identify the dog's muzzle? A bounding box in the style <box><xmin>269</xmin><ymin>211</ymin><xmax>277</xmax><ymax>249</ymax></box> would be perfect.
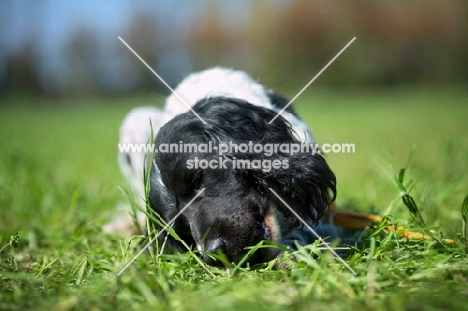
<box><xmin>200</xmin><ymin>217</ymin><xmax>279</xmax><ymax>266</ymax></box>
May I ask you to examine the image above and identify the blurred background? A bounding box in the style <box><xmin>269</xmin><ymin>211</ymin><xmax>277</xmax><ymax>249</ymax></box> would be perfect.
<box><xmin>1</xmin><ymin>0</ymin><xmax>467</xmax><ymax>97</ymax></box>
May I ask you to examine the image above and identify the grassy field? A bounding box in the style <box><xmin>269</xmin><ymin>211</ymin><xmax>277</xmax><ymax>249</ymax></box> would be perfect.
<box><xmin>1</xmin><ymin>88</ymin><xmax>467</xmax><ymax>310</ymax></box>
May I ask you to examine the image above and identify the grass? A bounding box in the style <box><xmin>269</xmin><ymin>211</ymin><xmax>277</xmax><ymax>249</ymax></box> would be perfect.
<box><xmin>1</xmin><ymin>88</ymin><xmax>468</xmax><ymax>310</ymax></box>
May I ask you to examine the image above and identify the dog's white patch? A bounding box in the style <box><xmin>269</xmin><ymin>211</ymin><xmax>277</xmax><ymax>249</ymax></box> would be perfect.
<box><xmin>165</xmin><ymin>67</ymin><xmax>314</xmax><ymax>143</ymax></box>
<box><xmin>165</xmin><ymin>67</ymin><xmax>271</xmax><ymax>115</ymax></box>
<box><xmin>118</xmin><ymin>107</ymin><xmax>172</xmax><ymax>202</ymax></box>
<box><xmin>105</xmin><ymin>107</ymin><xmax>170</xmax><ymax>236</ymax></box>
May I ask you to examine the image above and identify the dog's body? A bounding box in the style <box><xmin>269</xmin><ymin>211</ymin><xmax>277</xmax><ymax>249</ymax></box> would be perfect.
<box><xmin>109</xmin><ymin>68</ymin><xmax>337</xmax><ymax>265</ymax></box>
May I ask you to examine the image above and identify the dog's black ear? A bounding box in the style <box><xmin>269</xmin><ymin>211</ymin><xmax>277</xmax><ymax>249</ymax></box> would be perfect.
<box><xmin>243</xmin><ymin>152</ymin><xmax>336</xmax><ymax>226</ymax></box>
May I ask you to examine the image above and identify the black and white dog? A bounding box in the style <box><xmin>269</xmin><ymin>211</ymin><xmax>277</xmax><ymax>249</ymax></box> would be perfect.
<box><xmin>107</xmin><ymin>68</ymin><xmax>336</xmax><ymax>265</ymax></box>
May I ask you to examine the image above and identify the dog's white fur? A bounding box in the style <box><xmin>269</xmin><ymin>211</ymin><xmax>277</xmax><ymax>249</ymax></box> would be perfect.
<box><xmin>165</xmin><ymin>67</ymin><xmax>314</xmax><ymax>143</ymax></box>
<box><xmin>104</xmin><ymin>67</ymin><xmax>314</xmax><ymax>236</ymax></box>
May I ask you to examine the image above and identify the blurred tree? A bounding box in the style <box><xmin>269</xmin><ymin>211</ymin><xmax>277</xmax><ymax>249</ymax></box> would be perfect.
<box><xmin>188</xmin><ymin>2</ymin><xmax>239</xmax><ymax>70</ymax></box>
<box><xmin>127</xmin><ymin>12</ymin><xmax>161</xmax><ymax>92</ymax></box>
<box><xmin>1</xmin><ymin>0</ymin><xmax>467</xmax><ymax>99</ymax></box>
<box><xmin>2</xmin><ymin>40</ymin><xmax>41</xmax><ymax>95</ymax></box>
<box><xmin>247</xmin><ymin>0</ymin><xmax>468</xmax><ymax>88</ymax></box>
<box><xmin>63</xmin><ymin>27</ymin><xmax>100</xmax><ymax>95</ymax></box>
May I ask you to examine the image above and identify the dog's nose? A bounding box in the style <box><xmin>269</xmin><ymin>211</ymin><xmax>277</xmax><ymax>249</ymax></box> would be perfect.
<box><xmin>202</xmin><ymin>238</ymin><xmax>226</xmax><ymax>265</ymax></box>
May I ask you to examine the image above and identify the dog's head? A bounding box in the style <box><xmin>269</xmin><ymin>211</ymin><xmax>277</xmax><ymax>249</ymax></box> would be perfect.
<box><xmin>150</xmin><ymin>97</ymin><xmax>336</xmax><ymax>265</ymax></box>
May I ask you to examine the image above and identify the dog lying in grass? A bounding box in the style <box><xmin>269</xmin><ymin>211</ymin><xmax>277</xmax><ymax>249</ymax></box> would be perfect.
<box><xmin>107</xmin><ymin>67</ymin><xmax>338</xmax><ymax>265</ymax></box>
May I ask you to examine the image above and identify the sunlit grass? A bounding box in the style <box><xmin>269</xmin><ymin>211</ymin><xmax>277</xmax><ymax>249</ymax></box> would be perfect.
<box><xmin>1</xmin><ymin>89</ymin><xmax>467</xmax><ymax>310</ymax></box>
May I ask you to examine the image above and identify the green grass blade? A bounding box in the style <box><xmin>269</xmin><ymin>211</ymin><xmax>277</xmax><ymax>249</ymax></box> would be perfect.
<box><xmin>461</xmin><ymin>195</ymin><xmax>468</xmax><ymax>222</ymax></box>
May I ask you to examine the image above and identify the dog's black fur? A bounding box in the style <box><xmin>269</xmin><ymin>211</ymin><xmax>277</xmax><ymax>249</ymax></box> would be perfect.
<box><xmin>149</xmin><ymin>96</ymin><xmax>336</xmax><ymax>265</ymax></box>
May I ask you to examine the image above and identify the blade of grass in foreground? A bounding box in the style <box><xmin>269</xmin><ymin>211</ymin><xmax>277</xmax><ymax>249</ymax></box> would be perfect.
<box><xmin>392</xmin><ymin>146</ymin><xmax>427</xmax><ymax>227</ymax></box>
<box><xmin>462</xmin><ymin>195</ymin><xmax>468</xmax><ymax>245</ymax></box>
